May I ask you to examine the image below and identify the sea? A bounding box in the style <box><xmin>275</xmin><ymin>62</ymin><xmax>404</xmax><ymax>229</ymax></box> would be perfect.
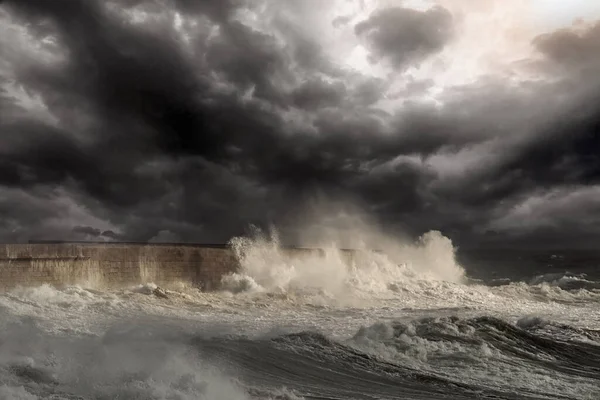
<box><xmin>0</xmin><ymin>231</ymin><xmax>599</xmax><ymax>399</ymax></box>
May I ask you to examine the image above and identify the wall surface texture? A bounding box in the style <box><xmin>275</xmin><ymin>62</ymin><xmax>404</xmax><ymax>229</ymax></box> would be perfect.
<box><xmin>0</xmin><ymin>243</ymin><xmax>354</xmax><ymax>290</ymax></box>
<box><xmin>0</xmin><ymin>243</ymin><xmax>240</xmax><ymax>290</ymax></box>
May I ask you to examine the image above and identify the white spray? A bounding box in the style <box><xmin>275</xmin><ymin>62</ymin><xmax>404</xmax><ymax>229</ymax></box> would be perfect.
<box><xmin>221</xmin><ymin>214</ymin><xmax>466</xmax><ymax>299</ymax></box>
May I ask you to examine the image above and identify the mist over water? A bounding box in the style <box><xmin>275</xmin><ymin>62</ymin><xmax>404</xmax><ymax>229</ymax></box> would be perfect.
<box><xmin>0</xmin><ymin>318</ymin><xmax>250</xmax><ymax>400</ymax></box>
<box><xmin>223</xmin><ymin>226</ymin><xmax>465</xmax><ymax>299</ymax></box>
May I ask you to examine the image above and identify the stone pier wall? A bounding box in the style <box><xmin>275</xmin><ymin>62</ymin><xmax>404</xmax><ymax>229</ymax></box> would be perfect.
<box><xmin>0</xmin><ymin>243</ymin><xmax>239</xmax><ymax>290</ymax></box>
<box><xmin>0</xmin><ymin>242</ymin><xmax>353</xmax><ymax>290</ymax></box>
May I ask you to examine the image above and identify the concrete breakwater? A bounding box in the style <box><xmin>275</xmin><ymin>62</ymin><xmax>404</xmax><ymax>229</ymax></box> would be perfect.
<box><xmin>0</xmin><ymin>242</ymin><xmax>353</xmax><ymax>290</ymax></box>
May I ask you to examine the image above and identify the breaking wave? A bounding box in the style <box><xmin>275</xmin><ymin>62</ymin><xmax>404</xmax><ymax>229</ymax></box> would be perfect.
<box><xmin>0</xmin><ymin>316</ymin><xmax>304</xmax><ymax>400</ymax></box>
<box><xmin>195</xmin><ymin>316</ymin><xmax>600</xmax><ymax>399</ymax></box>
<box><xmin>529</xmin><ymin>272</ymin><xmax>600</xmax><ymax>291</ymax></box>
<box><xmin>218</xmin><ymin>228</ymin><xmax>600</xmax><ymax>311</ymax></box>
<box><xmin>221</xmin><ymin>229</ymin><xmax>466</xmax><ymax>298</ymax></box>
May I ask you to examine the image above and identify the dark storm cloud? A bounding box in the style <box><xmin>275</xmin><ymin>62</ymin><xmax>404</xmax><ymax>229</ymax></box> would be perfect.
<box><xmin>172</xmin><ymin>0</ymin><xmax>240</xmax><ymax>21</ymax></box>
<box><xmin>73</xmin><ymin>225</ymin><xmax>119</xmax><ymax>240</ymax></box>
<box><xmin>291</xmin><ymin>78</ymin><xmax>347</xmax><ymax>110</ymax></box>
<box><xmin>0</xmin><ymin>185</ymin><xmax>118</xmax><ymax>242</ymax></box>
<box><xmin>1</xmin><ymin>0</ymin><xmax>255</xmax><ymax>241</ymax></box>
<box><xmin>206</xmin><ymin>20</ymin><xmax>290</xmax><ymax>102</ymax></box>
<box><xmin>355</xmin><ymin>6</ymin><xmax>454</xmax><ymax>68</ymax></box>
<box><xmin>480</xmin><ymin>24</ymin><xmax>600</xmax><ymax>206</ymax></box>
<box><xmin>0</xmin><ymin>0</ymin><xmax>599</xmax><ymax>247</ymax></box>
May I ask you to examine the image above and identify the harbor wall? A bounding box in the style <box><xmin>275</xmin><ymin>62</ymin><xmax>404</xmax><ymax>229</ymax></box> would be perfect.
<box><xmin>0</xmin><ymin>242</ymin><xmax>352</xmax><ymax>290</ymax></box>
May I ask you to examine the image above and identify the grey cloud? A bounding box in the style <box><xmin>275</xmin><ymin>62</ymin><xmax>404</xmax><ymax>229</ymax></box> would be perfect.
<box><xmin>291</xmin><ymin>78</ymin><xmax>347</xmax><ymax>110</ymax></box>
<box><xmin>351</xmin><ymin>78</ymin><xmax>387</xmax><ymax>106</ymax></box>
<box><xmin>355</xmin><ymin>6</ymin><xmax>453</xmax><ymax>68</ymax></box>
<box><xmin>206</xmin><ymin>20</ymin><xmax>289</xmax><ymax>101</ymax></box>
<box><xmin>172</xmin><ymin>0</ymin><xmax>240</xmax><ymax>22</ymax></box>
<box><xmin>71</xmin><ymin>226</ymin><xmax>102</xmax><ymax>237</ymax></box>
<box><xmin>72</xmin><ymin>226</ymin><xmax>120</xmax><ymax>240</ymax></box>
<box><xmin>149</xmin><ymin>230</ymin><xmax>181</xmax><ymax>243</ymax></box>
<box><xmin>0</xmin><ymin>186</ymin><xmax>118</xmax><ymax>243</ymax></box>
<box><xmin>484</xmin><ymin>186</ymin><xmax>600</xmax><ymax>249</ymax></box>
<box><xmin>535</xmin><ymin>22</ymin><xmax>600</xmax><ymax>70</ymax></box>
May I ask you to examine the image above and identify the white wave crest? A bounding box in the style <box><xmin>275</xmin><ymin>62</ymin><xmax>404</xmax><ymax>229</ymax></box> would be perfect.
<box><xmin>224</xmin><ymin>226</ymin><xmax>466</xmax><ymax>298</ymax></box>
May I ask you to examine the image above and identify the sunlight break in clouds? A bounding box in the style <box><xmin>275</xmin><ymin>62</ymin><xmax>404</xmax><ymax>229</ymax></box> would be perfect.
<box><xmin>229</xmin><ymin>0</ymin><xmax>599</xmax><ymax>109</ymax></box>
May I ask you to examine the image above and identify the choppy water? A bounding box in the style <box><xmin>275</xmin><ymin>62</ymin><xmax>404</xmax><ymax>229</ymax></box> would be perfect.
<box><xmin>1</xmin><ymin>232</ymin><xmax>599</xmax><ymax>399</ymax></box>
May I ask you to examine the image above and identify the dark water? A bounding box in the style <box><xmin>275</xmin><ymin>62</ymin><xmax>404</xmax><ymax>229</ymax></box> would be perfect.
<box><xmin>7</xmin><ymin>316</ymin><xmax>596</xmax><ymax>399</ymax></box>
<box><xmin>458</xmin><ymin>248</ymin><xmax>600</xmax><ymax>283</ymax></box>
<box><xmin>195</xmin><ymin>316</ymin><xmax>600</xmax><ymax>399</ymax></box>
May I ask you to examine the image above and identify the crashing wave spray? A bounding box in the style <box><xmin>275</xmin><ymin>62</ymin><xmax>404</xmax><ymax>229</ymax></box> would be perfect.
<box><xmin>221</xmin><ymin>223</ymin><xmax>466</xmax><ymax>298</ymax></box>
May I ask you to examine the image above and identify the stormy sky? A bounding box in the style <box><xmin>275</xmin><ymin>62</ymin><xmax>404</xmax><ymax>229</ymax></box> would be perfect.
<box><xmin>0</xmin><ymin>0</ymin><xmax>599</xmax><ymax>247</ymax></box>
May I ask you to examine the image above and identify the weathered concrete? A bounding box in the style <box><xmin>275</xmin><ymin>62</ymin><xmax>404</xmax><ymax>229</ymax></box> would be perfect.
<box><xmin>0</xmin><ymin>243</ymin><xmax>238</xmax><ymax>290</ymax></box>
<box><xmin>0</xmin><ymin>242</ymin><xmax>355</xmax><ymax>290</ymax></box>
